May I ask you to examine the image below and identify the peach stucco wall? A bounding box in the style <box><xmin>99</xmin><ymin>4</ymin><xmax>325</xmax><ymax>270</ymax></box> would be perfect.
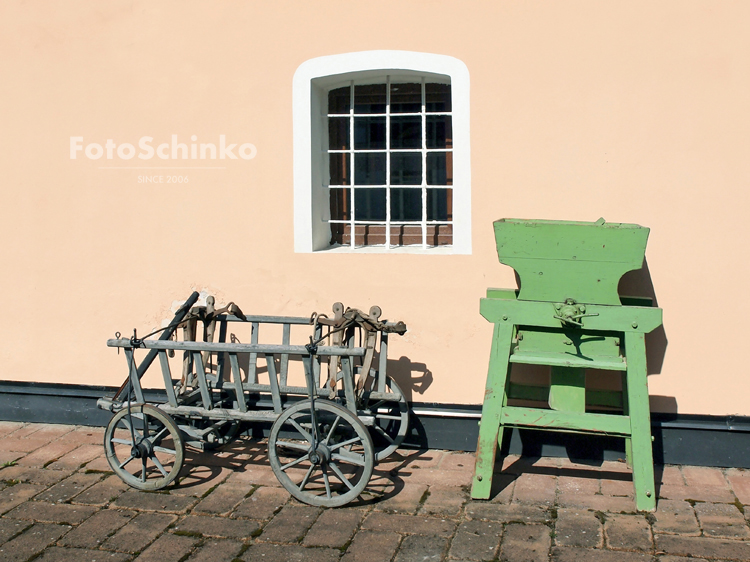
<box><xmin>2</xmin><ymin>1</ymin><xmax>749</xmax><ymax>415</ymax></box>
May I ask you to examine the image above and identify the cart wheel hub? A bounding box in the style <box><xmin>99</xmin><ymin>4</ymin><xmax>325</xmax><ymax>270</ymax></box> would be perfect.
<box><xmin>310</xmin><ymin>444</ymin><xmax>331</xmax><ymax>465</ymax></box>
<box><xmin>131</xmin><ymin>439</ymin><xmax>152</xmax><ymax>459</ymax></box>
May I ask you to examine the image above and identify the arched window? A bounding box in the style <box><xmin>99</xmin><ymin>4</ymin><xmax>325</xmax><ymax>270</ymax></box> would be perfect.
<box><xmin>293</xmin><ymin>51</ymin><xmax>471</xmax><ymax>254</ymax></box>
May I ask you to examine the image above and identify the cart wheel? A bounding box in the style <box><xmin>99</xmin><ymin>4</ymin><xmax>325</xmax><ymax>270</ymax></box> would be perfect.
<box><xmin>357</xmin><ymin>376</ymin><xmax>409</xmax><ymax>461</ymax></box>
<box><xmin>268</xmin><ymin>400</ymin><xmax>374</xmax><ymax>507</ymax></box>
<box><xmin>105</xmin><ymin>404</ymin><xmax>185</xmax><ymax>491</ymax></box>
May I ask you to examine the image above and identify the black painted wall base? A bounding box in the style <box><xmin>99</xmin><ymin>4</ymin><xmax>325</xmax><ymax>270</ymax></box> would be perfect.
<box><xmin>1</xmin><ymin>381</ymin><xmax>749</xmax><ymax>469</ymax></box>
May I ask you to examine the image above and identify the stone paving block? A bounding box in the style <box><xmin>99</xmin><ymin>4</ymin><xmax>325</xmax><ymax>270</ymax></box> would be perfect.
<box><xmin>400</xmin><ymin>466</ymin><xmax>472</xmax><ymax>487</ymax></box>
<box><xmin>652</xmin><ymin>499</ymin><xmax>700</xmax><ymax>535</ymax></box>
<box><xmin>394</xmin><ymin>534</ymin><xmax>448</xmax><ymax>562</ymax></box>
<box><xmin>598</xmin><ymin>460</ymin><xmax>633</xmax><ymax>474</ymax></box>
<box><xmin>656</xmin><ymin>534</ymin><xmax>750</xmax><ymax>560</ymax></box>
<box><xmin>303</xmin><ymin>507</ymin><xmax>365</xmax><ymax>548</ymax></box>
<box><xmin>465</xmin><ymin>502</ymin><xmax>552</xmax><ymax>524</ymax></box>
<box><xmin>35</xmin><ymin>546</ymin><xmax>132</xmax><ymax>562</ymax></box>
<box><xmin>694</xmin><ymin>501</ymin><xmax>750</xmax><ymax>538</ymax></box>
<box><xmin>102</xmin><ymin>511</ymin><xmax>177</xmax><ymax>553</ymax></box>
<box><xmin>360</xmin><ymin>512</ymin><xmax>458</xmax><ymax>537</ymax></box>
<box><xmin>420</xmin><ymin>485</ymin><xmax>467</xmax><ymax>516</ymax></box>
<box><xmin>437</xmin><ymin>452</ymin><xmax>475</xmax><ymax>472</ymax></box>
<box><xmin>0</xmin><ymin>466</ymin><xmax>73</xmax><ymax>487</ymax></box>
<box><xmin>0</xmin><ymin>451</ymin><xmax>24</xmax><ymax>466</ymax></box>
<box><xmin>133</xmin><ymin>531</ymin><xmax>199</xmax><ymax>561</ymax></box>
<box><xmin>34</xmin><ymin>472</ymin><xmax>103</xmax><ymax>503</ymax></box>
<box><xmin>171</xmin><ymin>465</ymin><xmax>232</xmax><ymax>497</ymax></box>
<box><xmin>600</xmin><ymin>478</ymin><xmax>634</xmax><ymax>497</ymax></box>
<box><xmin>256</xmin><ymin>504</ymin><xmax>321</xmax><ymax>543</ymax></box>
<box><xmin>657</xmin><ymin>484</ymin><xmax>736</xmax><ymax>503</ymax></box>
<box><xmin>726</xmin><ymin>469</ymin><xmax>750</xmax><ymax>505</ymax></box>
<box><xmin>58</xmin><ymin>508</ymin><xmax>136</xmax><ymax>548</ymax></box>
<box><xmin>0</xmin><ymin>421</ymin><xmax>25</xmax><ymax>438</ymax></box>
<box><xmin>226</xmin><ymin>464</ymin><xmax>283</xmax><ymax>487</ymax></box>
<box><xmin>501</xmin><ymin>454</ymin><xmax>561</xmax><ymax>474</ymax></box>
<box><xmin>604</xmin><ymin>513</ymin><xmax>652</xmax><ymax>551</ymax></box>
<box><xmin>0</xmin><ymin>523</ymin><xmax>71</xmax><ymax>562</ymax></box>
<box><xmin>557</xmin><ymin>475</ymin><xmax>600</xmax><ymax>496</ymax></box>
<box><xmin>487</xmin><ymin>473</ymin><xmax>516</xmax><ymax>504</ymax></box>
<box><xmin>373</xmin><ymin>482</ymin><xmax>427</xmax><ymax>514</ymax></box>
<box><xmin>557</xmin><ymin>492</ymin><xmax>635</xmax><ymax>513</ymax></box>
<box><xmin>71</xmin><ymin>474</ymin><xmax>129</xmax><ymax>505</ymax></box>
<box><xmin>657</xmin><ymin>465</ymin><xmax>685</xmax><ymax>486</ymax></box>
<box><xmin>682</xmin><ymin>466</ymin><xmax>728</xmax><ymax>488</ymax></box>
<box><xmin>448</xmin><ymin>519</ymin><xmax>502</xmax><ymax>561</ymax></box>
<box><xmin>192</xmin><ymin>482</ymin><xmax>249</xmax><ymax>515</ymax></box>
<box><xmin>113</xmin><ymin>490</ymin><xmax>198</xmax><ymax>513</ymax></box>
<box><xmin>554</xmin><ymin>508</ymin><xmax>602</xmax><ymax>548</ymax></box>
<box><xmin>341</xmin><ymin>529</ymin><xmax>402</xmax><ymax>562</ymax></box>
<box><xmin>551</xmin><ymin>546</ymin><xmax>652</xmax><ymax>561</ymax></box>
<box><xmin>242</xmin><ymin>542</ymin><xmax>341</xmax><ymax>561</ymax></box>
<box><xmin>46</xmin><ymin>445</ymin><xmax>105</xmax><ymax>471</ymax></box>
<box><xmin>5</xmin><ymin>501</ymin><xmax>98</xmax><ymax>525</ymax></box>
<box><xmin>231</xmin><ymin>486</ymin><xmax>289</xmax><ymax>520</ymax></box>
<box><xmin>512</xmin><ymin>472</ymin><xmax>557</xmax><ymax>506</ymax></box>
<box><xmin>15</xmin><ymin>440</ymin><xmax>81</xmax><ymax>468</ymax></box>
<box><xmin>499</xmin><ymin>523</ymin><xmax>551</xmax><ymax>562</ymax></box>
<box><xmin>80</xmin><ymin>455</ymin><xmax>113</xmax><ymax>473</ymax></box>
<box><xmin>0</xmin><ymin>517</ymin><xmax>32</xmax><ymax>544</ymax></box>
<box><xmin>185</xmin><ymin>538</ymin><xmax>244</xmax><ymax>562</ymax></box>
<box><xmin>173</xmin><ymin>514</ymin><xmax>259</xmax><ymax>539</ymax></box>
<box><xmin>0</xmin><ymin>483</ymin><xmax>46</xmax><ymax>515</ymax></box>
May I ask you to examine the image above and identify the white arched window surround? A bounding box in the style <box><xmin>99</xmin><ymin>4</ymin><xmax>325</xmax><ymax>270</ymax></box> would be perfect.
<box><xmin>293</xmin><ymin>50</ymin><xmax>471</xmax><ymax>254</ymax></box>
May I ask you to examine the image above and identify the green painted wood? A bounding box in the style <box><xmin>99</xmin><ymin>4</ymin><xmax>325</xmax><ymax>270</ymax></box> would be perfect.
<box><xmin>507</xmin><ymin>383</ymin><xmax>624</xmax><ymax>409</ymax></box>
<box><xmin>471</xmin><ymin>323</ymin><xmax>515</xmax><ymax>500</ymax></box>
<box><xmin>481</xmin><ymin>298</ymin><xmax>663</xmax><ymax>334</ymax></box>
<box><xmin>549</xmin><ymin>367</ymin><xmax>586</xmax><ymax>413</ymax></box>
<box><xmin>624</xmin><ymin>332</ymin><xmax>657</xmax><ymax>511</ymax></box>
<box><xmin>500</xmin><ymin>406</ymin><xmax>632</xmax><ymax>436</ymax></box>
<box><xmin>486</xmin><ymin>288</ymin><xmax>519</xmax><ymax>299</ymax></box>
<box><xmin>510</xmin><ymin>351</ymin><xmax>627</xmax><ymax>371</ymax></box>
<box><xmin>493</xmin><ymin>218</ymin><xmax>649</xmax><ymax>305</ymax></box>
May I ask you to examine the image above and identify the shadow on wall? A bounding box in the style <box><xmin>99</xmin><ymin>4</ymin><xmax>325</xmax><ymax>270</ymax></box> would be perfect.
<box><xmin>618</xmin><ymin>258</ymin><xmax>668</xmax><ymax>376</ymax></box>
<box><xmin>385</xmin><ymin>356</ymin><xmax>434</xmax><ymax>402</ymax></box>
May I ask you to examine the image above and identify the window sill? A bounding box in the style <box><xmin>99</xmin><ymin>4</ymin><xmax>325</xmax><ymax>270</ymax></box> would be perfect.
<box><xmin>315</xmin><ymin>244</ymin><xmax>457</xmax><ymax>255</ymax></box>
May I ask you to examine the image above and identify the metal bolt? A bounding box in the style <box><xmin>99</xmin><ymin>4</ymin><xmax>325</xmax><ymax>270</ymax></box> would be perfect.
<box><xmin>502</xmin><ymin>315</ymin><xmax>508</xmax><ymax>321</ymax></box>
<box><xmin>477</xmin><ymin>475</ymin><xmax>483</xmax><ymax>481</ymax></box>
<box><xmin>632</xmin><ymin>322</ymin><xmax>638</xmax><ymax>328</ymax></box>
<box><xmin>646</xmin><ymin>490</ymin><xmax>652</xmax><ymax>497</ymax></box>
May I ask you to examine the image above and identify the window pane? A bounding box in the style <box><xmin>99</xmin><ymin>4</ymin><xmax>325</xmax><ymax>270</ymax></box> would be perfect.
<box><xmin>354</xmin><ymin>153</ymin><xmax>386</xmax><ymax>185</ymax></box>
<box><xmin>426</xmin><ymin>188</ymin><xmax>452</xmax><ymax>221</ymax></box>
<box><xmin>390</xmin><ymin>83</ymin><xmax>421</xmax><ymax>113</ymax></box>
<box><xmin>329</xmin><ymin>117</ymin><xmax>349</xmax><ymax>150</ymax></box>
<box><xmin>390</xmin><ymin>116</ymin><xmax>422</xmax><ymax>149</ymax></box>
<box><xmin>354</xmin><ymin>84</ymin><xmax>386</xmax><ymax>114</ymax></box>
<box><xmin>426</xmin><ymin>152</ymin><xmax>453</xmax><ymax>185</ymax></box>
<box><xmin>391</xmin><ymin>188</ymin><xmax>422</xmax><ymax>222</ymax></box>
<box><xmin>425</xmin><ymin>83</ymin><xmax>451</xmax><ymax>112</ymax></box>
<box><xmin>426</xmin><ymin>115</ymin><xmax>452</xmax><ymax>149</ymax></box>
<box><xmin>354</xmin><ymin>188</ymin><xmax>386</xmax><ymax>220</ymax></box>
<box><xmin>328</xmin><ymin>87</ymin><xmax>350</xmax><ymax>114</ymax></box>
<box><xmin>329</xmin><ymin>153</ymin><xmax>350</xmax><ymax>186</ymax></box>
<box><xmin>390</xmin><ymin>152</ymin><xmax>422</xmax><ymax>185</ymax></box>
<box><xmin>354</xmin><ymin>117</ymin><xmax>386</xmax><ymax>150</ymax></box>
<box><xmin>329</xmin><ymin>188</ymin><xmax>351</xmax><ymax>220</ymax></box>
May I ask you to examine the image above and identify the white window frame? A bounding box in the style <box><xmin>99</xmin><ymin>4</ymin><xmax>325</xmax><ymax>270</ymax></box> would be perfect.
<box><xmin>293</xmin><ymin>50</ymin><xmax>471</xmax><ymax>254</ymax></box>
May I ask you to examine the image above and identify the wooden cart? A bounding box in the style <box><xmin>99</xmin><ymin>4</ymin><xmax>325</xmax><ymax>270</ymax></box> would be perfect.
<box><xmin>97</xmin><ymin>292</ymin><xmax>408</xmax><ymax>507</ymax></box>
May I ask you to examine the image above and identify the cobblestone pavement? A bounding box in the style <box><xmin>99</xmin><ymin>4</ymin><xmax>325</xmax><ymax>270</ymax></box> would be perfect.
<box><xmin>2</xmin><ymin>422</ymin><xmax>750</xmax><ymax>561</ymax></box>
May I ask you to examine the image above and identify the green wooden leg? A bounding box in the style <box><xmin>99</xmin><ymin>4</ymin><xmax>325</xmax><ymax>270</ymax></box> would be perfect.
<box><xmin>472</xmin><ymin>323</ymin><xmax>514</xmax><ymax>500</ymax></box>
<box><xmin>624</xmin><ymin>332</ymin><xmax>656</xmax><ymax>512</ymax></box>
<box><xmin>622</xmin><ymin>372</ymin><xmax>633</xmax><ymax>469</ymax></box>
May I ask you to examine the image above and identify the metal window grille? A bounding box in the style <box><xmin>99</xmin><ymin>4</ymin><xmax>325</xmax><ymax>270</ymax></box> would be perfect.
<box><xmin>327</xmin><ymin>77</ymin><xmax>453</xmax><ymax>249</ymax></box>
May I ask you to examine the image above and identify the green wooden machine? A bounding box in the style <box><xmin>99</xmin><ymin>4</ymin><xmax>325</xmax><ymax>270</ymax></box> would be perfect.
<box><xmin>471</xmin><ymin>218</ymin><xmax>663</xmax><ymax>511</ymax></box>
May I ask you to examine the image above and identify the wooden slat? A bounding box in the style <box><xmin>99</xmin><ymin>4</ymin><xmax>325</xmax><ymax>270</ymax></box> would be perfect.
<box><xmin>192</xmin><ymin>352</ymin><xmax>214</xmax><ymax>410</ymax></box>
<box><xmin>500</xmin><ymin>406</ymin><xmax>631</xmax><ymax>436</ymax></box>
<box><xmin>228</xmin><ymin>353</ymin><xmax>247</xmax><ymax>413</ymax></box>
<box><xmin>158</xmin><ymin>351</ymin><xmax>178</xmax><ymax>407</ymax></box>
